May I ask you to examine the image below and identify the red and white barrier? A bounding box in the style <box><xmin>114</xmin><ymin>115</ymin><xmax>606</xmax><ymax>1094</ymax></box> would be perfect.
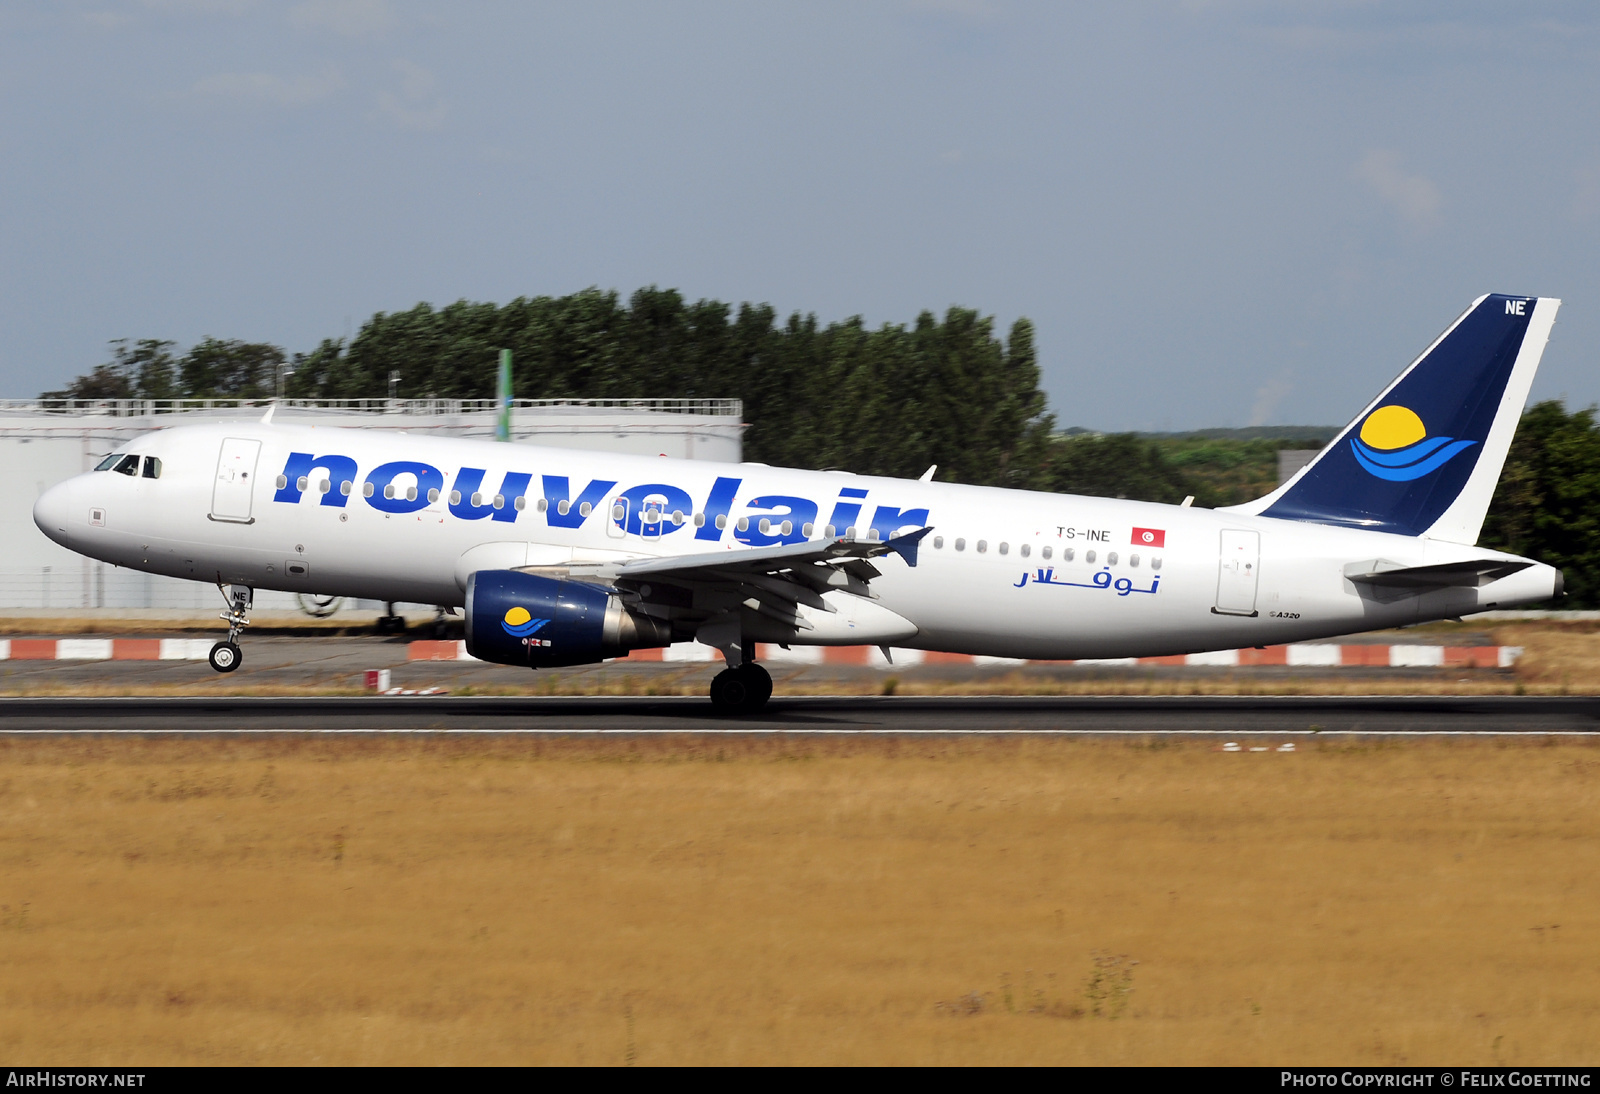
<box><xmin>0</xmin><ymin>637</ymin><xmax>1522</xmax><ymax>670</ymax></box>
<box><xmin>403</xmin><ymin>641</ymin><xmax>1523</xmax><ymax>669</ymax></box>
<box><xmin>0</xmin><ymin>638</ymin><xmax>216</xmax><ymax>661</ymax></box>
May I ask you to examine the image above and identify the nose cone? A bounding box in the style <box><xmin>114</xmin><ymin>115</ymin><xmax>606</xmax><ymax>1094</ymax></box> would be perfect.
<box><xmin>33</xmin><ymin>478</ymin><xmax>79</xmax><ymax>548</ymax></box>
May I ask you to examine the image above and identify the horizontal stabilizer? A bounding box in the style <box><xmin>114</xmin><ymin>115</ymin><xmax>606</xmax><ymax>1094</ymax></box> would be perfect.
<box><xmin>1344</xmin><ymin>558</ymin><xmax>1532</xmax><ymax>589</ymax></box>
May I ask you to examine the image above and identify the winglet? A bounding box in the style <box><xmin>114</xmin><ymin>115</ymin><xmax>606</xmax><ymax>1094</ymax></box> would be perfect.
<box><xmin>260</xmin><ymin>403</ymin><xmax>276</xmax><ymax>425</ymax></box>
<box><xmin>884</xmin><ymin>526</ymin><xmax>933</xmax><ymax>568</ymax></box>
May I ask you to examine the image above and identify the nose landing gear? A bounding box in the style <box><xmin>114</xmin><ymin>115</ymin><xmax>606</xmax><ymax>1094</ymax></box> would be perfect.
<box><xmin>709</xmin><ymin>661</ymin><xmax>772</xmax><ymax>715</ymax></box>
<box><xmin>210</xmin><ymin>584</ymin><xmax>252</xmax><ymax>673</ymax></box>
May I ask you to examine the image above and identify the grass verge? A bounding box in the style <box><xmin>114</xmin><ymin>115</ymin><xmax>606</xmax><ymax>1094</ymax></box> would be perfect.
<box><xmin>0</xmin><ymin>734</ymin><xmax>1595</xmax><ymax>1064</ymax></box>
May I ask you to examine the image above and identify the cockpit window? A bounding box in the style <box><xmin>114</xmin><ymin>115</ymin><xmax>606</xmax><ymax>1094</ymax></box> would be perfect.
<box><xmin>142</xmin><ymin>456</ymin><xmax>161</xmax><ymax>479</ymax></box>
<box><xmin>112</xmin><ymin>454</ymin><xmax>140</xmax><ymax>476</ymax></box>
<box><xmin>94</xmin><ymin>453</ymin><xmax>121</xmax><ymax>471</ymax></box>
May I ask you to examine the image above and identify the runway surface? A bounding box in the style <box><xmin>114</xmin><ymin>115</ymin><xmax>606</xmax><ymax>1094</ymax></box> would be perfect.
<box><xmin>0</xmin><ymin>694</ymin><xmax>1597</xmax><ymax>734</ymax></box>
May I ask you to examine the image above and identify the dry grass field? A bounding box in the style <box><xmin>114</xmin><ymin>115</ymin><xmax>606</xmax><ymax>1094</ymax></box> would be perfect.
<box><xmin>0</xmin><ymin>734</ymin><xmax>1597</xmax><ymax>1065</ymax></box>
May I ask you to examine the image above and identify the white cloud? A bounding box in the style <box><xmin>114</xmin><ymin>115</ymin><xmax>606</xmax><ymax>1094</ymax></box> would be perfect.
<box><xmin>374</xmin><ymin>59</ymin><xmax>444</xmax><ymax>130</ymax></box>
<box><xmin>1354</xmin><ymin>149</ymin><xmax>1441</xmax><ymax>227</ymax></box>
<box><xmin>190</xmin><ymin>67</ymin><xmax>343</xmax><ymax>107</ymax></box>
<box><xmin>289</xmin><ymin>0</ymin><xmax>393</xmax><ymax>37</ymax></box>
<box><xmin>78</xmin><ymin>10</ymin><xmax>137</xmax><ymax>31</ymax></box>
<box><xmin>1248</xmin><ymin>369</ymin><xmax>1294</xmax><ymax>427</ymax></box>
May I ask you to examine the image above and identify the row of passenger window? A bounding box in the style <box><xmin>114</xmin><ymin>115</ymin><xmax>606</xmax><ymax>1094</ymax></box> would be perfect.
<box><xmin>929</xmin><ymin>534</ymin><xmax>1160</xmax><ymax>569</ymax></box>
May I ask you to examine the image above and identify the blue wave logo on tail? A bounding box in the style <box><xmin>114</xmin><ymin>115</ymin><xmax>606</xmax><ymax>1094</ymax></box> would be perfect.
<box><xmin>1258</xmin><ymin>293</ymin><xmax>1543</xmax><ymax>536</ymax></box>
<box><xmin>500</xmin><ymin>606</ymin><xmax>549</xmax><ymax>638</ymax></box>
<box><xmin>1349</xmin><ymin>405</ymin><xmax>1477</xmax><ymax>482</ymax></box>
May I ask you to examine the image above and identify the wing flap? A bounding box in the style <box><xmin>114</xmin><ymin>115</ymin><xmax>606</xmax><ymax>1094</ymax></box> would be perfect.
<box><xmin>613</xmin><ymin>527</ymin><xmax>931</xmax><ymax>581</ymax></box>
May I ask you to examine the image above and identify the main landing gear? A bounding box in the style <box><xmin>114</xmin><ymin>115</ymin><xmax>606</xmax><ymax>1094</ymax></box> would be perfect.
<box><xmin>709</xmin><ymin>661</ymin><xmax>772</xmax><ymax>715</ymax></box>
<box><xmin>210</xmin><ymin>584</ymin><xmax>252</xmax><ymax>673</ymax></box>
<box><xmin>375</xmin><ymin>602</ymin><xmax>407</xmax><ymax>636</ymax></box>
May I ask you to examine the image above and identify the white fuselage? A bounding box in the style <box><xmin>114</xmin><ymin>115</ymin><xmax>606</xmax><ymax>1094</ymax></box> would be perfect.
<box><xmin>32</xmin><ymin>422</ymin><xmax>1559</xmax><ymax>660</ymax></box>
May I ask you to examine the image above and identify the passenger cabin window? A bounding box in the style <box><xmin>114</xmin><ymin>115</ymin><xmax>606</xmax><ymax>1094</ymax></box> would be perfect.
<box><xmin>954</xmin><ymin>538</ymin><xmax>966</xmax><ymax>551</ymax></box>
<box><xmin>933</xmin><ymin>536</ymin><xmax>944</xmax><ymax>549</ymax></box>
<box><xmin>1085</xmin><ymin>550</ymin><xmax>1096</xmax><ymax>564</ymax></box>
<box><xmin>1152</xmin><ymin>557</ymin><xmax>1162</xmax><ymax>571</ymax></box>
<box><xmin>141</xmin><ymin>457</ymin><xmax>161</xmax><ymax>479</ymax></box>
<box><xmin>1064</xmin><ymin>547</ymin><xmax>1075</xmax><ymax>562</ymax></box>
<box><xmin>976</xmin><ymin>540</ymin><xmax>987</xmax><ymax>553</ymax></box>
<box><xmin>1107</xmin><ymin>552</ymin><xmax>1118</xmax><ymax>566</ymax></box>
<box><xmin>998</xmin><ymin>542</ymin><xmax>1009</xmax><ymax>555</ymax></box>
<box><xmin>1042</xmin><ymin>545</ymin><xmax>1052</xmax><ymax>560</ymax></box>
<box><xmin>1129</xmin><ymin>553</ymin><xmax>1139</xmax><ymax>568</ymax></box>
<box><xmin>1020</xmin><ymin>544</ymin><xmax>1030</xmax><ymax>558</ymax></box>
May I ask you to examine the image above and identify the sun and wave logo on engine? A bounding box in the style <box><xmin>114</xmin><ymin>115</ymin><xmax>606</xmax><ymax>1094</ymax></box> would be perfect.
<box><xmin>1349</xmin><ymin>405</ymin><xmax>1478</xmax><ymax>482</ymax></box>
<box><xmin>501</xmin><ymin>606</ymin><xmax>550</xmax><ymax>638</ymax></box>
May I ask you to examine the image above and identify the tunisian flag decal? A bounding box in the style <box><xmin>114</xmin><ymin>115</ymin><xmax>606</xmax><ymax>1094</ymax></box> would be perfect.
<box><xmin>1131</xmin><ymin>527</ymin><xmax>1166</xmax><ymax>548</ymax></box>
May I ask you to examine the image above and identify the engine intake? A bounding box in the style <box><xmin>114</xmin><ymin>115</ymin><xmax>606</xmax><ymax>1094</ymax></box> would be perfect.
<box><xmin>465</xmin><ymin>570</ymin><xmax>671</xmax><ymax>668</ymax></box>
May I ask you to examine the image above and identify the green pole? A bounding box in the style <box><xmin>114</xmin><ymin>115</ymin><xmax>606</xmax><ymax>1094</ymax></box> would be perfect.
<box><xmin>496</xmin><ymin>349</ymin><xmax>512</xmax><ymax>442</ymax></box>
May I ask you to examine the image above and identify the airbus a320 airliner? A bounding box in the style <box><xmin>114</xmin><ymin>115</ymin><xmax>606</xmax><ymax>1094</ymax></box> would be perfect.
<box><xmin>33</xmin><ymin>294</ymin><xmax>1562</xmax><ymax>712</ymax></box>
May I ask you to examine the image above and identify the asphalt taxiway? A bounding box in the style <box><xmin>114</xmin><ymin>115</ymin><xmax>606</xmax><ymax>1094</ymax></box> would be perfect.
<box><xmin>0</xmin><ymin>694</ymin><xmax>1596</xmax><ymax>734</ymax></box>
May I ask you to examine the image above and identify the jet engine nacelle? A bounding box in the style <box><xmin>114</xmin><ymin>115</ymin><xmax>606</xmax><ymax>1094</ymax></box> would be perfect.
<box><xmin>465</xmin><ymin>569</ymin><xmax>671</xmax><ymax>668</ymax></box>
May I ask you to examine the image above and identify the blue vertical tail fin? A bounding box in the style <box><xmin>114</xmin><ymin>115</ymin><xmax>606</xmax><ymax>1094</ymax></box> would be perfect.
<box><xmin>1227</xmin><ymin>294</ymin><xmax>1559</xmax><ymax>543</ymax></box>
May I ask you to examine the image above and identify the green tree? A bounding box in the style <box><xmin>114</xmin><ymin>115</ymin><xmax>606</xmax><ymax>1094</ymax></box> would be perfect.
<box><xmin>41</xmin><ymin>338</ymin><xmax>177</xmax><ymax>400</ymax></box>
<box><xmin>38</xmin><ymin>288</ymin><xmax>1057</xmax><ymax>488</ymax></box>
<box><xmin>1481</xmin><ymin>400</ymin><xmax>1600</xmax><ymax>607</ymax></box>
<box><xmin>1047</xmin><ymin>433</ymin><xmax>1200</xmax><ymax>505</ymax></box>
<box><xmin>180</xmin><ymin>338</ymin><xmax>286</xmax><ymax>399</ymax></box>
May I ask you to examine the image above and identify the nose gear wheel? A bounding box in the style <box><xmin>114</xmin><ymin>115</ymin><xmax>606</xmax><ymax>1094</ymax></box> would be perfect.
<box><xmin>210</xmin><ymin>583</ymin><xmax>252</xmax><ymax>674</ymax></box>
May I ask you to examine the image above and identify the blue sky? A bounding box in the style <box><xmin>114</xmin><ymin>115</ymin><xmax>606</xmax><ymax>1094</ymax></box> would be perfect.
<box><xmin>3</xmin><ymin>1</ymin><xmax>1598</xmax><ymax>429</ymax></box>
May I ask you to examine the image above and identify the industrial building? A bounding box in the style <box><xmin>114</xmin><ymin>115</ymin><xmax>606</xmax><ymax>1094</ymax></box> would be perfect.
<box><xmin>0</xmin><ymin>398</ymin><xmax>743</xmax><ymax>614</ymax></box>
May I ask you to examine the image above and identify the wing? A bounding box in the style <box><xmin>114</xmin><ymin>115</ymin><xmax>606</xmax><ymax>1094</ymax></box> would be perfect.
<box><xmin>564</xmin><ymin>527</ymin><xmax>933</xmax><ymax>634</ymax></box>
